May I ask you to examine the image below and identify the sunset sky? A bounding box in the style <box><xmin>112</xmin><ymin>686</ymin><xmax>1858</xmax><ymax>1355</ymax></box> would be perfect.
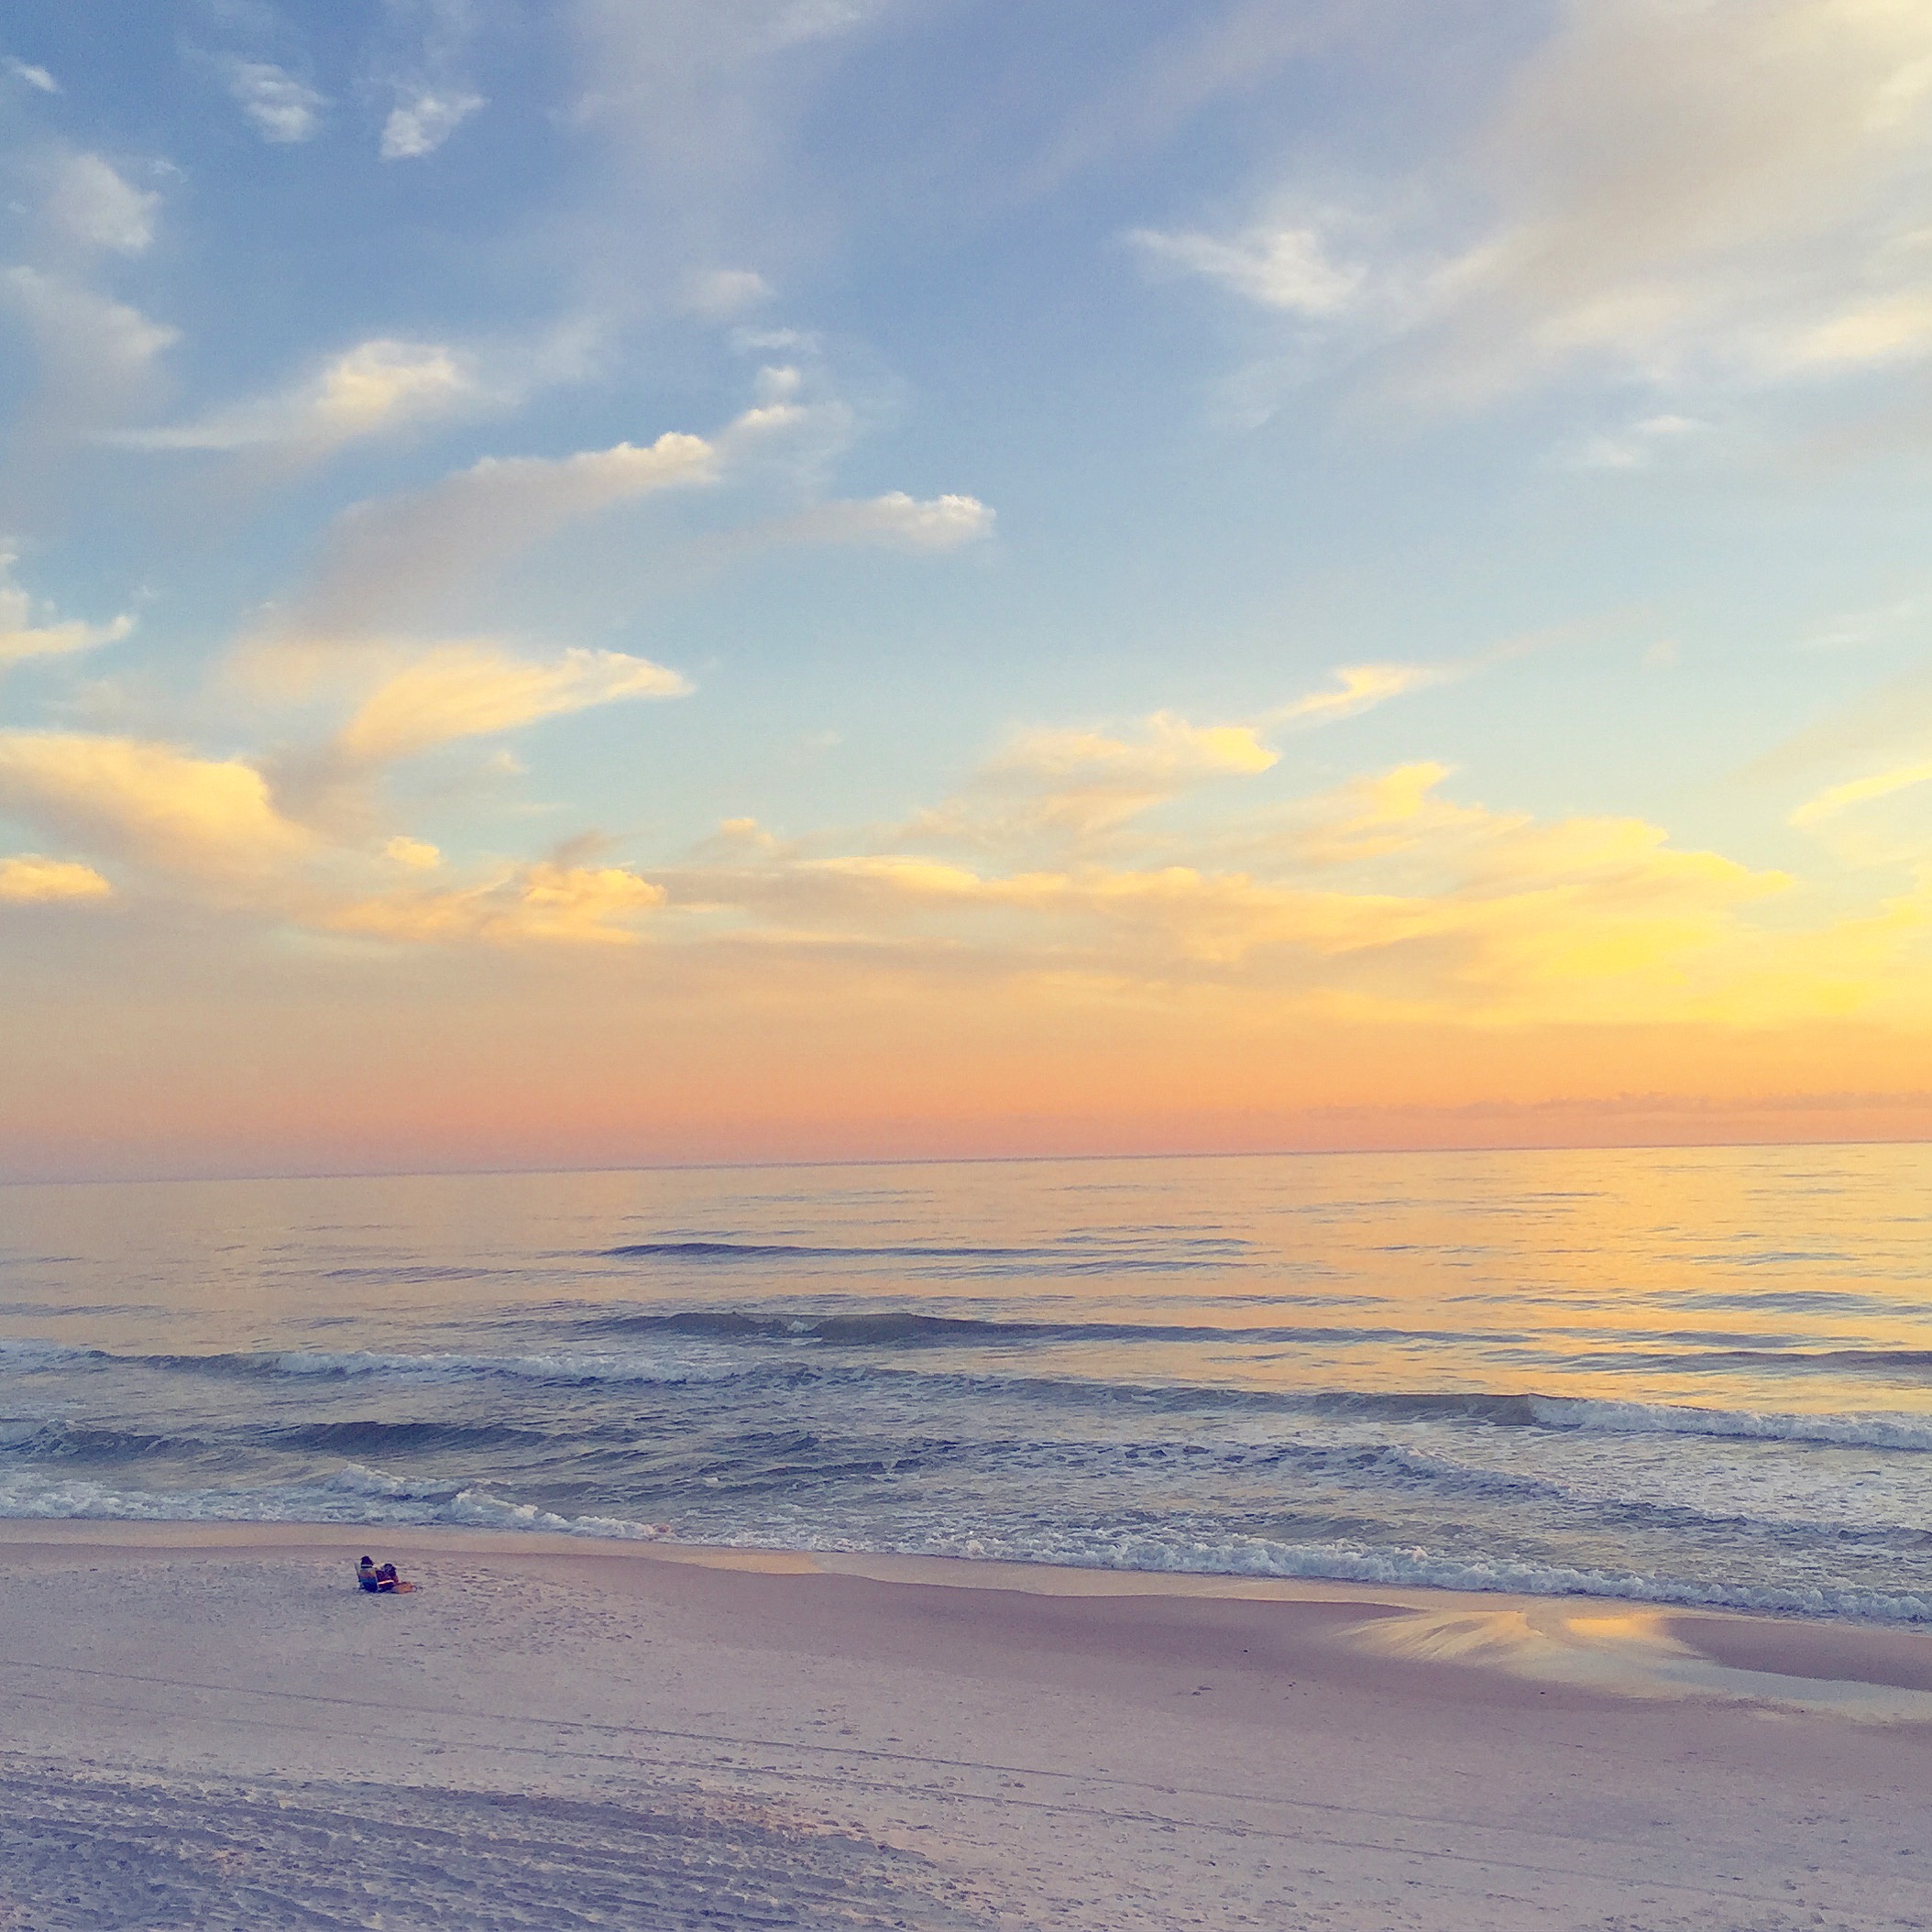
<box><xmin>3</xmin><ymin>0</ymin><xmax>1931</xmax><ymax>1181</ymax></box>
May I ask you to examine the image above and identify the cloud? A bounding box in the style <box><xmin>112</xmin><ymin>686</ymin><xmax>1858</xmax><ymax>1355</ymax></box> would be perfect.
<box><xmin>772</xmin><ymin>490</ymin><xmax>994</xmax><ymax>551</ymax></box>
<box><xmin>221</xmin><ymin>59</ymin><xmax>327</xmax><ymax>143</ymax></box>
<box><xmin>976</xmin><ymin>713</ymin><xmax>1277</xmax><ymax>838</ymax></box>
<box><xmin>678</xmin><ymin>268</ymin><xmax>774</xmax><ymax>318</ymax></box>
<box><xmin>1143</xmin><ymin>0</ymin><xmax>1932</xmax><ymax>409</ymax></box>
<box><xmin>1262</xmin><ymin>662</ymin><xmax>1445</xmax><ymax>730</ymax></box>
<box><xmin>0</xmin><ymin>555</ymin><xmax>135</xmax><ymax>671</ymax></box>
<box><xmin>670</xmin><ymin>759</ymin><xmax>1808</xmax><ymax>1023</ymax></box>
<box><xmin>1796</xmin><ymin>595</ymin><xmax>1929</xmax><ymax>653</ymax></box>
<box><xmin>1562</xmin><ymin>413</ymin><xmax>1706</xmax><ymax>471</ymax></box>
<box><xmin>115</xmin><ymin>337</ymin><xmax>480</xmax><ymax>457</ymax></box>
<box><xmin>1026</xmin><ymin>5</ymin><xmax>1336</xmax><ymax>197</ymax></box>
<box><xmin>0</xmin><ymin>733</ymin><xmax>316</xmax><ymax>884</ymax></box>
<box><xmin>335</xmin><ymin>644</ymin><xmax>689</xmax><ymax>764</ymax></box>
<box><xmin>904</xmin><ymin>666</ymin><xmax>1452</xmax><ymax>854</ymax></box>
<box><xmin>4</xmin><ymin>56</ymin><xmax>59</xmax><ymax>93</ymax></box>
<box><xmin>1791</xmin><ymin>762</ymin><xmax>1932</xmax><ymax>829</ymax></box>
<box><xmin>899</xmin><ymin>710</ymin><xmax>1279</xmax><ymax>851</ymax></box>
<box><xmin>0</xmin><ymin>718</ymin><xmax>677</xmax><ymax>948</ymax></box>
<box><xmin>375</xmin><ymin>0</ymin><xmax>488</xmax><ymax>159</ymax></box>
<box><xmin>1130</xmin><ymin>221</ymin><xmax>1364</xmax><ymax>315</ymax></box>
<box><xmin>0</xmin><ymin>854</ymin><xmax>111</xmax><ymax>904</ymax></box>
<box><xmin>0</xmin><ymin>721</ymin><xmax>668</xmax><ymax>948</ymax></box>
<box><xmin>381</xmin><ymin>89</ymin><xmax>487</xmax><ymax>159</ymax></box>
<box><xmin>330</xmin><ymin>860</ymin><xmax>665</xmax><ymax>945</ymax></box>
<box><xmin>46</xmin><ymin>154</ymin><xmax>159</xmax><ymax>255</ymax></box>
<box><xmin>384</xmin><ymin>835</ymin><xmax>442</xmax><ymax>869</ymax></box>
<box><xmin>258</xmin><ymin>429</ymin><xmax>718</xmax><ymax>653</ymax></box>
<box><xmin>0</xmin><ymin>268</ymin><xmax>177</xmax><ymax>406</ymax></box>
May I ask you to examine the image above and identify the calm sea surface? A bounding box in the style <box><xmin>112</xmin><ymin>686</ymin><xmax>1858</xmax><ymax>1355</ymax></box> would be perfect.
<box><xmin>3</xmin><ymin>1145</ymin><xmax>1929</xmax><ymax>1620</ymax></box>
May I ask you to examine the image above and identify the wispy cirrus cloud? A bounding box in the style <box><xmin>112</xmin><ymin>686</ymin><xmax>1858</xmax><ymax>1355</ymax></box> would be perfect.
<box><xmin>1792</xmin><ymin>762</ymin><xmax>1932</xmax><ymax>829</ymax></box>
<box><xmin>1135</xmin><ymin>0</ymin><xmax>1932</xmax><ymax>415</ymax></box>
<box><xmin>1130</xmin><ymin>220</ymin><xmax>1364</xmax><ymax>316</ymax></box>
<box><xmin>0</xmin><ymin>555</ymin><xmax>134</xmax><ymax>672</ymax></box>
<box><xmin>0</xmin><ymin>267</ymin><xmax>178</xmax><ymax>428</ymax></box>
<box><xmin>113</xmin><ymin>337</ymin><xmax>482</xmax><ymax>458</ymax></box>
<box><xmin>251</xmin><ymin>428</ymin><xmax>718</xmax><ymax>661</ymax></box>
<box><xmin>334</xmin><ymin>643</ymin><xmax>688</xmax><ymax>765</ymax></box>
<box><xmin>1260</xmin><ymin>662</ymin><xmax>1446</xmax><ymax>730</ymax></box>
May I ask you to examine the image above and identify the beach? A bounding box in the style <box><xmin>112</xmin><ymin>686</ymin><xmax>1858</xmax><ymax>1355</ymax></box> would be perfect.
<box><xmin>4</xmin><ymin>1524</ymin><xmax>1931</xmax><ymax>1930</ymax></box>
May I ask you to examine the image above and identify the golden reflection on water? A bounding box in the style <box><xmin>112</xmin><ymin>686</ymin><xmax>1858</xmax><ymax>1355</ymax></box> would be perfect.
<box><xmin>5</xmin><ymin>1140</ymin><xmax>1928</xmax><ymax>1416</ymax></box>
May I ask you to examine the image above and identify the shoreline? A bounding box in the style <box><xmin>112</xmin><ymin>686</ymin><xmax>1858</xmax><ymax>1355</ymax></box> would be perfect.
<box><xmin>5</xmin><ymin>1520</ymin><xmax>1932</xmax><ymax>1927</ymax></box>
<box><xmin>9</xmin><ymin>1516</ymin><xmax>1932</xmax><ymax>1714</ymax></box>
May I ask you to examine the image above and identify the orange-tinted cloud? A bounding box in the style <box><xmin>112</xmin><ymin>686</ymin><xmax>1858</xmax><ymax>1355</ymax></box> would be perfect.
<box><xmin>0</xmin><ymin>853</ymin><xmax>111</xmax><ymax>902</ymax></box>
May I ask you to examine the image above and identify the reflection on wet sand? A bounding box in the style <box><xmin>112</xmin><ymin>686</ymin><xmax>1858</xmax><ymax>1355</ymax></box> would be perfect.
<box><xmin>1340</xmin><ymin>1595</ymin><xmax>1932</xmax><ymax>1720</ymax></box>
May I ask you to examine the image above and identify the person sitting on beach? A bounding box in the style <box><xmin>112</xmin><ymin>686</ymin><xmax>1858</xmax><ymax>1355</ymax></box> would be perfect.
<box><xmin>357</xmin><ymin>1555</ymin><xmax>380</xmax><ymax>1592</ymax></box>
<box><xmin>376</xmin><ymin>1562</ymin><xmax>401</xmax><ymax>1592</ymax></box>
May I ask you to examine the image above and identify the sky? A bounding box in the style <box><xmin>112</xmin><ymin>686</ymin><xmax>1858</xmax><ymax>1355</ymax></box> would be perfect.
<box><xmin>2</xmin><ymin>0</ymin><xmax>1931</xmax><ymax>1182</ymax></box>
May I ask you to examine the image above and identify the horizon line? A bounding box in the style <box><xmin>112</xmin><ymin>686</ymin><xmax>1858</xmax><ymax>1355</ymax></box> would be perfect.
<box><xmin>5</xmin><ymin>1130</ymin><xmax>1928</xmax><ymax>1191</ymax></box>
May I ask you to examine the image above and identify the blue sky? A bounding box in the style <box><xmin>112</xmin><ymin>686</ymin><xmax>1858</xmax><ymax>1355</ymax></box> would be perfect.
<box><xmin>3</xmin><ymin>0</ymin><xmax>1930</xmax><ymax>1178</ymax></box>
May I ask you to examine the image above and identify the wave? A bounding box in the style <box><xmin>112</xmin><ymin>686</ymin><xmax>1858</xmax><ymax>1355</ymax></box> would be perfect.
<box><xmin>588</xmin><ymin>1307</ymin><xmax>1464</xmax><ymax>1350</ymax></box>
<box><xmin>773</xmin><ymin>1523</ymin><xmax>1932</xmax><ymax>1624</ymax></box>
<box><xmin>247</xmin><ymin>1345</ymin><xmax>748</xmax><ymax>1389</ymax></box>
<box><xmin>0</xmin><ymin>1337</ymin><xmax>107</xmax><ymax>1372</ymax></box>
<box><xmin>4</xmin><ymin>1456</ymin><xmax>1924</xmax><ymax>1624</ymax></box>
<box><xmin>0</xmin><ymin>1461</ymin><xmax>667</xmax><ymax>1542</ymax></box>
<box><xmin>601</xmin><ymin>1239</ymin><xmax>1246</xmax><ymax>1275</ymax></box>
<box><xmin>0</xmin><ymin>1343</ymin><xmax>753</xmax><ymax>1390</ymax></box>
<box><xmin>1530</xmin><ymin>1395</ymin><xmax>1932</xmax><ymax>1452</ymax></box>
<box><xmin>14</xmin><ymin>1328</ymin><xmax>1932</xmax><ymax>1455</ymax></box>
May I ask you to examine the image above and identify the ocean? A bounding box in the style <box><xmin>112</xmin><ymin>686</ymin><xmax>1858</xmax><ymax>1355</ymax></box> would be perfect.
<box><xmin>3</xmin><ymin>1144</ymin><xmax>1929</xmax><ymax>1621</ymax></box>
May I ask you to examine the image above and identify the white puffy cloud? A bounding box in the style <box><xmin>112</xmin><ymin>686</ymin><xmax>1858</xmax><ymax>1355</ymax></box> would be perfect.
<box><xmin>46</xmin><ymin>154</ymin><xmax>158</xmax><ymax>255</ymax></box>
<box><xmin>4</xmin><ymin>56</ymin><xmax>58</xmax><ymax>93</ymax></box>
<box><xmin>0</xmin><ymin>555</ymin><xmax>134</xmax><ymax>671</ymax></box>
<box><xmin>222</xmin><ymin>59</ymin><xmax>327</xmax><ymax>144</ymax></box>
<box><xmin>774</xmin><ymin>490</ymin><xmax>994</xmax><ymax>551</ymax></box>
<box><xmin>380</xmin><ymin>89</ymin><xmax>486</xmax><ymax>159</ymax></box>
<box><xmin>374</xmin><ymin>0</ymin><xmax>488</xmax><ymax>159</ymax></box>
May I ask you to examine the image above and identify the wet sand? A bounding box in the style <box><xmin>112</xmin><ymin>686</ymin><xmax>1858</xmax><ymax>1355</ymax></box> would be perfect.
<box><xmin>2</xmin><ymin>1521</ymin><xmax>1930</xmax><ymax>1929</ymax></box>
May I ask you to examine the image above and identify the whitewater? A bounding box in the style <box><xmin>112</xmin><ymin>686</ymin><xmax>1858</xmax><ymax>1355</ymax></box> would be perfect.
<box><xmin>3</xmin><ymin>1143</ymin><xmax>1929</xmax><ymax>1621</ymax></box>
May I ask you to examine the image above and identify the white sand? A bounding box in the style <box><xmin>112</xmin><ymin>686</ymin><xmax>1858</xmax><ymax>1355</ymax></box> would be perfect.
<box><xmin>3</xmin><ymin>1524</ymin><xmax>1931</xmax><ymax>1930</ymax></box>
